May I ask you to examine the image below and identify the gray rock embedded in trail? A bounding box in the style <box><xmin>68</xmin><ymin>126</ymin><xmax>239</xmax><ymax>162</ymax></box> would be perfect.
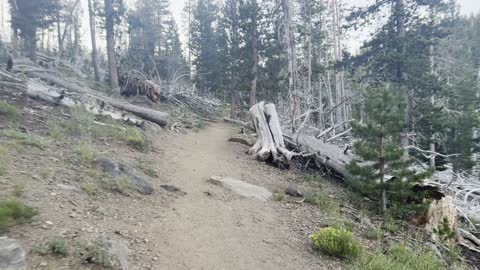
<box><xmin>0</xmin><ymin>237</ymin><xmax>26</xmax><ymax>270</ymax></box>
<box><xmin>96</xmin><ymin>158</ymin><xmax>154</xmax><ymax>195</ymax></box>
<box><xmin>207</xmin><ymin>176</ymin><xmax>272</xmax><ymax>202</ymax></box>
<box><xmin>285</xmin><ymin>183</ymin><xmax>303</xmax><ymax>197</ymax></box>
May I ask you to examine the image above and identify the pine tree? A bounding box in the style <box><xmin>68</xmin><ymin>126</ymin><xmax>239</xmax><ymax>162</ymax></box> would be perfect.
<box><xmin>346</xmin><ymin>0</ymin><xmax>454</xmax><ymax>159</ymax></box>
<box><xmin>9</xmin><ymin>0</ymin><xmax>60</xmax><ymax>59</ymax></box>
<box><xmin>190</xmin><ymin>0</ymin><xmax>223</xmax><ymax>96</ymax></box>
<box><xmin>348</xmin><ymin>85</ymin><xmax>430</xmax><ymax>215</ymax></box>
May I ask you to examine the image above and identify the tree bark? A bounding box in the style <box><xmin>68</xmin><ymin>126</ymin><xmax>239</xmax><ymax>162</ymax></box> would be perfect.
<box><xmin>25</xmin><ymin>28</ymin><xmax>37</xmax><ymax>60</ymax></box>
<box><xmin>88</xmin><ymin>0</ymin><xmax>101</xmax><ymax>82</ymax></box>
<box><xmin>396</xmin><ymin>0</ymin><xmax>410</xmax><ymax>160</ymax></box>
<box><xmin>104</xmin><ymin>0</ymin><xmax>120</xmax><ymax>92</ymax></box>
<box><xmin>249</xmin><ymin>102</ymin><xmax>296</xmax><ymax>166</ymax></box>
<box><xmin>249</xmin><ymin>0</ymin><xmax>258</xmax><ymax>107</ymax></box>
<box><xmin>281</xmin><ymin>0</ymin><xmax>300</xmax><ymax>131</ymax></box>
<box><xmin>379</xmin><ymin>125</ymin><xmax>387</xmax><ymax>212</ymax></box>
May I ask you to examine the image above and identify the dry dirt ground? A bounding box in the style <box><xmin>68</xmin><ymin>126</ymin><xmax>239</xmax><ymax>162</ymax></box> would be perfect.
<box><xmin>1</xmin><ymin>90</ymin><xmax>351</xmax><ymax>269</ymax></box>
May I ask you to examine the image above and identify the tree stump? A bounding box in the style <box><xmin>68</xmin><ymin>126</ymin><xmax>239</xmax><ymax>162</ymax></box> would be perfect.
<box><xmin>248</xmin><ymin>102</ymin><xmax>296</xmax><ymax>167</ymax></box>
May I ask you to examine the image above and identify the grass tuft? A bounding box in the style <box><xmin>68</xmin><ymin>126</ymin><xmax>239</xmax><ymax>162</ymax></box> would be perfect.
<box><xmin>136</xmin><ymin>157</ymin><xmax>158</xmax><ymax>177</ymax></box>
<box><xmin>124</xmin><ymin>127</ymin><xmax>151</xmax><ymax>152</ymax></box>
<box><xmin>0</xmin><ymin>100</ymin><xmax>20</xmax><ymax>119</ymax></box>
<box><xmin>0</xmin><ymin>200</ymin><xmax>38</xmax><ymax>231</ymax></box>
<box><xmin>34</xmin><ymin>238</ymin><xmax>69</xmax><ymax>257</ymax></box>
<box><xmin>364</xmin><ymin>226</ymin><xmax>383</xmax><ymax>241</ymax></box>
<box><xmin>304</xmin><ymin>191</ymin><xmax>339</xmax><ymax>214</ymax></box>
<box><xmin>76</xmin><ymin>143</ymin><xmax>97</xmax><ymax>165</ymax></box>
<box><xmin>78</xmin><ymin>240</ymin><xmax>114</xmax><ymax>268</ymax></box>
<box><xmin>0</xmin><ymin>129</ymin><xmax>47</xmax><ymax>149</ymax></box>
<box><xmin>355</xmin><ymin>244</ymin><xmax>442</xmax><ymax>270</ymax></box>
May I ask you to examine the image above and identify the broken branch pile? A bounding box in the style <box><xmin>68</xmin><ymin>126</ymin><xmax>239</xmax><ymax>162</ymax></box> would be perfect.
<box><xmin>170</xmin><ymin>92</ymin><xmax>219</xmax><ymax>117</ymax></box>
<box><xmin>120</xmin><ymin>71</ymin><xmax>161</xmax><ymax>103</ymax></box>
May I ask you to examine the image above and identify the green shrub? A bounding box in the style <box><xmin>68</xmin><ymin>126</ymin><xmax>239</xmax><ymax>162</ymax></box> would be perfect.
<box><xmin>70</xmin><ymin>107</ymin><xmax>95</xmax><ymax>133</ymax></box>
<box><xmin>364</xmin><ymin>226</ymin><xmax>383</xmax><ymax>241</ymax></box>
<box><xmin>13</xmin><ymin>182</ymin><xmax>26</xmax><ymax>197</ymax></box>
<box><xmin>0</xmin><ymin>146</ymin><xmax>9</xmax><ymax>176</ymax></box>
<box><xmin>309</xmin><ymin>227</ymin><xmax>362</xmax><ymax>260</ymax></box>
<box><xmin>274</xmin><ymin>192</ymin><xmax>285</xmax><ymax>201</ymax></box>
<box><xmin>0</xmin><ymin>200</ymin><xmax>38</xmax><ymax>231</ymax></box>
<box><xmin>304</xmin><ymin>192</ymin><xmax>339</xmax><ymax>214</ymax></box>
<box><xmin>136</xmin><ymin>157</ymin><xmax>158</xmax><ymax>177</ymax></box>
<box><xmin>34</xmin><ymin>238</ymin><xmax>69</xmax><ymax>257</ymax></box>
<box><xmin>355</xmin><ymin>245</ymin><xmax>442</xmax><ymax>270</ymax></box>
<box><xmin>47</xmin><ymin>121</ymin><xmax>66</xmax><ymax>140</ymax></box>
<box><xmin>0</xmin><ymin>129</ymin><xmax>47</xmax><ymax>149</ymax></box>
<box><xmin>82</xmin><ymin>182</ymin><xmax>98</xmax><ymax>196</ymax></box>
<box><xmin>124</xmin><ymin>127</ymin><xmax>151</xmax><ymax>152</ymax></box>
<box><xmin>0</xmin><ymin>100</ymin><xmax>20</xmax><ymax>119</ymax></box>
<box><xmin>76</xmin><ymin>143</ymin><xmax>96</xmax><ymax>165</ymax></box>
<box><xmin>78</xmin><ymin>240</ymin><xmax>114</xmax><ymax>268</ymax></box>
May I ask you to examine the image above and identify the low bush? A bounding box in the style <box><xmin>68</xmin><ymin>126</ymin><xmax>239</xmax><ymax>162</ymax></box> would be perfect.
<box><xmin>0</xmin><ymin>200</ymin><xmax>38</xmax><ymax>231</ymax></box>
<box><xmin>364</xmin><ymin>226</ymin><xmax>383</xmax><ymax>241</ymax></box>
<box><xmin>76</xmin><ymin>143</ymin><xmax>97</xmax><ymax>165</ymax></box>
<box><xmin>35</xmin><ymin>238</ymin><xmax>69</xmax><ymax>257</ymax></box>
<box><xmin>304</xmin><ymin>192</ymin><xmax>339</xmax><ymax>214</ymax></box>
<box><xmin>309</xmin><ymin>227</ymin><xmax>362</xmax><ymax>260</ymax></box>
<box><xmin>124</xmin><ymin>127</ymin><xmax>151</xmax><ymax>152</ymax></box>
<box><xmin>0</xmin><ymin>100</ymin><xmax>20</xmax><ymax>119</ymax></box>
<box><xmin>78</xmin><ymin>240</ymin><xmax>114</xmax><ymax>268</ymax></box>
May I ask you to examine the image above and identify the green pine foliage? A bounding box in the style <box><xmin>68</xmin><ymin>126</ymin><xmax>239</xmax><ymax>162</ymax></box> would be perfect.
<box><xmin>347</xmin><ymin>86</ymin><xmax>431</xmax><ymax>215</ymax></box>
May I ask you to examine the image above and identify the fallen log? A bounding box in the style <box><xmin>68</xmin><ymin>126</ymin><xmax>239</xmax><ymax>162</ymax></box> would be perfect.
<box><xmin>284</xmin><ymin>131</ymin><xmax>353</xmax><ymax>178</ymax></box>
<box><xmin>26</xmin><ymin>72</ymin><xmax>170</xmax><ymax>126</ymax></box>
<box><xmin>248</xmin><ymin>102</ymin><xmax>297</xmax><ymax>166</ymax></box>
<box><xmin>228</xmin><ymin>134</ymin><xmax>256</xmax><ymax>147</ymax></box>
<box><xmin>223</xmin><ymin>117</ymin><xmax>254</xmax><ymax>131</ymax></box>
<box><xmin>25</xmin><ymin>79</ymin><xmax>144</xmax><ymax>126</ymax></box>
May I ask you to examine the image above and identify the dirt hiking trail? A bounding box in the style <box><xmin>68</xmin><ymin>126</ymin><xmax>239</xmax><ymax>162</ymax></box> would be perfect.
<box><xmin>150</xmin><ymin>122</ymin><xmax>324</xmax><ymax>270</ymax></box>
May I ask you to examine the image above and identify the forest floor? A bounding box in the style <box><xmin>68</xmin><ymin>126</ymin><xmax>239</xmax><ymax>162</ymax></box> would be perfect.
<box><xmin>5</xmin><ymin>87</ymin><xmax>471</xmax><ymax>269</ymax></box>
<box><xmin>1</xmin><ymin>88</ymin><xmax>361</xmax><ymax>270</ymax></box>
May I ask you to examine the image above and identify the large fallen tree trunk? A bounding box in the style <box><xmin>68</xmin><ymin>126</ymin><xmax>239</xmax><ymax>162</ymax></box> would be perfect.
<box><xmin>25</xmin><ymin>79</ymin><xmax>144</xmax><ymax>126</ymax></box>
<box><xmin>248</xmin><ymin>102</ymin><xmax>297</xmax><ymax>166</ymax></box>
<box><xmin>25</xmin><ymin>71</ymin><xmax>170</xmax><ymax>126</ymax></box>
<box><xmin>283</xmin><ymin>131</ymin><xmax>353</xmax><ymax>178</ymax></box>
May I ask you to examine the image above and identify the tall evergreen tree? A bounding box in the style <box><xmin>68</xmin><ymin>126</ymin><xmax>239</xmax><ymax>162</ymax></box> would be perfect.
<box><xmin>190</xmin><ymin>0</ymin><xmax>223</xmax><ymax>96</ymax></box>
<box><xmin>9</xmin><ymin>0</ymin><xmax>60</xmax><ymax>59</ymax></box>
<box><xmin>347</xmin><ymin>0</ymin><xmax>454</xmax><ymax>159</ymax></box>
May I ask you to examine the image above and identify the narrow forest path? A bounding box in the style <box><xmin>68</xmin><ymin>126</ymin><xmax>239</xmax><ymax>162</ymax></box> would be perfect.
<box><xmin>148</xmin><ymin>122</ymin><xmax>324</xmax><ymax>270</ymax></box>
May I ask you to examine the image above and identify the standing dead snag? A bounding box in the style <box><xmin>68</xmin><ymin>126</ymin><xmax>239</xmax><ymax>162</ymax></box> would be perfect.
<box><xmin>248</xmin><ymin>102</ymin><xmax>296</xmax><ymax>166</ymax></box>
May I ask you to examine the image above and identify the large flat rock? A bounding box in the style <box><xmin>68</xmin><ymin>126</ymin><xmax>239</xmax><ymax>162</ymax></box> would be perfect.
<box><xmin>208</xmin><ymin>176</ymin><xmax>272</xmax><ymax>202</ymax></box>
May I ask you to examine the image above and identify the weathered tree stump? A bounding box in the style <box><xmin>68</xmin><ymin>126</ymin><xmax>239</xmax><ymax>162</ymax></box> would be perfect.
<box><xmin>248</xmin><ymin>102</ymin><xmax>296</xmax><ymax>167</ymax></box>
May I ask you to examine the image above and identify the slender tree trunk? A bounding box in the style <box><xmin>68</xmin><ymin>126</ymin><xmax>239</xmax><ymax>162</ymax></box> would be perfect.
<box><xmin>396</xmin><ymin>0</ymin><xmax>409</xmax><ymax>160</ymax></box>
<box><xmin>26</xmin><ymin>28</ymin><xmax>37</xmax><ymax>60</ymax></box>
<box><xmin>250</xmin><ymin>0</ymin><xmax>258</xmax><ymax>107</ymax></box>
<box><xmin>12</xmin><ymin>26</ymin><xmax>18</xmax><ymax>56</ymax></box>
<box><xmin>379</xmin><ymin>125</ymin><xmax>387</xmax><ymax>212</ymax></box>
<box><xmin>429</xmin><ymin>45</ymin><xmax>436</xmax><ymax>170</ymax></box>
<box><xmin>281</xmin><ymin>0</ymin><xmax>300</xmax><ymax>131</ymax></box>
<box><xmin>307</xmin><ymin>3</ymin><xmax>312</xmax><ymax>97</ymax></box>
<box><xmin>88</xmin><ymin>0</ymin><xmax>101</xmax><ymax>82</ymax></box>
<box><xmin>56</xmin><ymin>15</ymin><xmax>63</xmax><ymax>55</ymax></box>
<box><xmin>229</xmin><ymin>1</ymin><xmax>240</xmax><ymax>118</ymax></box>
<box><xmin>104</xmin><ymin>0</ymin><xmax>120</xmax><ymax>92</ymax></box>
